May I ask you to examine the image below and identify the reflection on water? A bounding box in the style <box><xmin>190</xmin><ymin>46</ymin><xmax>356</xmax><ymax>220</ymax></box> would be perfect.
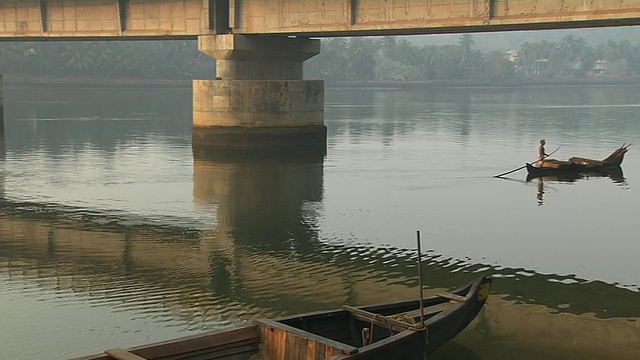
<box><xmin>526</xmin><ymin>168</ymin><xmax>627</xmax><ymax>206</ymax></box>
<box><xmin>1</xmin><ymin>82</ymin><xmax>639</xmax><ymax>360</ymax></box>
<box><xmin>1</xmin><ymin>202</ymin><xmax>639</xmax><ymax>359</ymax></box>
<box><xmin>192</xmin><ymin>145</ymin><xmax>326</xmax><ymax>254</ymax></box>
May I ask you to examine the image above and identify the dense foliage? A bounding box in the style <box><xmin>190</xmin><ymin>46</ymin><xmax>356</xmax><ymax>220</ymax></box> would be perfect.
<box><xmin>1</xmin><ymin>35</ymin><xmax>640</xmax><ymax>82</ymax></box>
<box><xmin>305</xmin><ymin>35</ymin><xmax>640</xmax><ymax>82</ymax></box>
<box><xmin>0</xmin><ymin>41</ymin><xmax>215</xmax><ymax>79</ymax></box>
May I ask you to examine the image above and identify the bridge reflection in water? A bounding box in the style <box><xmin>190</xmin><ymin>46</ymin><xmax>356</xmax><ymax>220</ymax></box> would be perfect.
<box><xmin>0</xmin><ymin>146</ymin><xmax>639</xmax><ymax>360</ymax></box>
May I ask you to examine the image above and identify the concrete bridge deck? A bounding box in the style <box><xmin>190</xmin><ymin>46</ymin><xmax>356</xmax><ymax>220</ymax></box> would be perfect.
<box><xmin>1</xmin><ymin>0</ymin><xmax>640</xmax><ymax>41</ymax></box>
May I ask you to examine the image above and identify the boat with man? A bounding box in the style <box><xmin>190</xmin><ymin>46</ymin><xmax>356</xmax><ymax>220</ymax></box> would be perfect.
<box><xmin>526</xmin><ymin>144</ymin><xmax>629</xmax><ymax>177</ymax></box>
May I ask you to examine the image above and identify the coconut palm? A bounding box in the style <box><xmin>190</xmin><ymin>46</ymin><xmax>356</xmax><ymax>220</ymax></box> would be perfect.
<box><xmin>347</xmin><ymin>37</ymin><xmax>377</xmax><ymax>80</ymax></box>
<box><xmin>59</xmin><ymin>43</ymin><xmax>97</xmax><ymax>76</ymax></box>
<box><xmin>458</xmin><ymin>34</ymin><xmax>475</xmax><ymax>75</ymax></box>
<box><xmin>379</xmin><ymin>36</ymin><xmax>397</xmax><ymax>59</ymax></box>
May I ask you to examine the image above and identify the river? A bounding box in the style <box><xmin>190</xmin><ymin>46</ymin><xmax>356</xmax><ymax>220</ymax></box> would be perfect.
<box><xmin>1</xmin><ymin>81</ymin><xmax>638</xmax><ymax>359</ymax></box>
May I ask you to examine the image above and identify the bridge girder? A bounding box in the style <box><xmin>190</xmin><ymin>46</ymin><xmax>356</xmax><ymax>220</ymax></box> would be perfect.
<box><xmin>2</xmin><ymin>0</ymin><xmax>640</xmax><ymax>41</ymax></box>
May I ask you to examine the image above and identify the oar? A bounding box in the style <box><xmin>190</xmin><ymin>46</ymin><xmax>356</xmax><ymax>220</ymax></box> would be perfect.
<box><xmin>416</xmin><ymin>230</ymin><xmax>425</xmax><ymax>327</ymax></box>
<box><xmin>493</xmin><ymin>145</ymin><xmax>562</xmax><ymax>178</ymax></box>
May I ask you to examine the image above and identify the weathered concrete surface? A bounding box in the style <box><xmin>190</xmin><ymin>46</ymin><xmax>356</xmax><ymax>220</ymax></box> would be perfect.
<box><xmin>0</xmin><ymin>0</ymin><xmax>209</xmax><ymax>40</ymax></box>
<box><xmin>233</xmin><ymin>0</ymin><xmax>640</xmax><ymax>36</ymax></box>
<box><xmin>199</xmin><ymin>34</ymin><xmax>320</xmax><ymax>80</ymax></box>
<box><xmin>3</xmin><ymin>0</ymin><xmax>640</xmax><ymax>40</ymax></box>
<box><xmin>193</xmin><ymin>34</ymin><xmax>325</xmax><ymax>148</ymax></box>
<box><xmin>191</xmin><ymin>124</ymin><xmax>328</xmax><ymax>148</ymax></box>
<box><xmin>193</xmin><ymin>80</ymin><xmax>324</xmax><ymax>127</ymax></box>
<box><xmin>192</xmin><ymin>79</ymin><xmax>326</xmax><ymax>147</ymax></box>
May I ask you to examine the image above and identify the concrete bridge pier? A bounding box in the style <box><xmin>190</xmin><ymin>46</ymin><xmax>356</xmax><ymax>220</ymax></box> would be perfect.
<box><xmin>192</xmin><ymin>35</ymin><xmax>326</xmax><ymax>150</ymax></box>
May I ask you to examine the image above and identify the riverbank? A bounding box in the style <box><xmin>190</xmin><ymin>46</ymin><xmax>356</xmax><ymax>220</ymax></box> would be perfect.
<box><xmin>4</xmin><ymin>74</ymin><xmax>640</xmax><ymax>90</ymax></box>
<box><xmin>325</xmin><ymin>77</ymin><xmax>640</xmax><ymax>90</ymax></box>
<box><xmin>3</xmin><ymin>75</ymin><xmax>192</xmax><ymax>89</ymax></box>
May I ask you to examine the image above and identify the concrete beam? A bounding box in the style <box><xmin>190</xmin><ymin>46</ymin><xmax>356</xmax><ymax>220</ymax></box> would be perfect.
<box><xmin>3</xmin><ymin>0</ymin><xmax>640</xmax><ymax>40</ymax></box>
<box><xmin>231</xmin><ymin>0</ymin><xmax>640</xmax><ymax>37</ymax></box>
<box><xmin>199</xmin><ymin>34</ymin><xmax>320</xmax><ymax>80</ymax></box>
<box><xmin>0</xmin><ymin>0</ymin><xmax>213</xmax><ymax>40</ymax></box>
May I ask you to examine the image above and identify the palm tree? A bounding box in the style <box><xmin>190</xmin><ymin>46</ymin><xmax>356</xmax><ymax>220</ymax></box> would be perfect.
<box><xmin>347</xmin><ymin>37</ymin><xmax>377</xmax><ymax>80</ymax></box>
<box><xmin>97</xmin><ymin>42</ymin><xmax>136</xmax><ymax>77</ymax></box>
<box><xmin>379</xmin><ymin>36</ymin><xmax>397</xmax><ymax>59</ymax></box>
<box><xmin>59</xmin><ymin>43</ymin><xmax>97</xmax><ymax>76</ymax></box>
<box><xmin>559</xmin><ymin>35</ymin><xmax>588</xmax><ymax>77</ymax></box>
<box><xmin>422</xmin><ymin>45</ymin><xmax>441</xmax><ymax>79</ymax></box>
<box><xmin>458</xmin><ymin>34</ymin><xmax>475</xmax><ymax>75</ymax></box>
<box><xmin>0</xmin><ymin>43</ymin><xmax>25</xmax><ymax>72</ymax></box>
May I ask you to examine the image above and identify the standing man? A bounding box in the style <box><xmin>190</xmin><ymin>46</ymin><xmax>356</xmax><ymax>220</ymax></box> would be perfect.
<box><xmin>537</xmin><ymin>139</ymin><xmax>549</xmax><ymax>167</ymax></box>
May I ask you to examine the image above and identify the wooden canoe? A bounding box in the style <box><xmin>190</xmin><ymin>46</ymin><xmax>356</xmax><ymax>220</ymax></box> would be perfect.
<box><xmin>71</xmin><ymin>276</ymin><xmax>492</xmax><ymax>360</ymax></box>
<box><xmin>526</xmin><ymin>144</ymin><xmax>629</xmax><ymax>177</ymax></box>
<box><xmin>525</xmin><ymin>166</ymin><xmax>625</xmax><ymax>183</ymax></box>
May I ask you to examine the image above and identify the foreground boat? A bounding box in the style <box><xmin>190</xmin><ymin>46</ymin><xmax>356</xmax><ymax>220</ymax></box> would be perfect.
<box><xmin>72</xmin><ymin>276</ymin><xmax>491</xmax><ymax>360</ymax></box>
<box><xmin>526</xmin><ymin>144</ymin><xmax>629</xmax><ymax>177</ymax></box>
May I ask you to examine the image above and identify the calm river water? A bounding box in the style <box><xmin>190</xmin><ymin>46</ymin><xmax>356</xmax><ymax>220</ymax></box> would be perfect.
<box><xmin>1</xmin><ymin>81</ymin><xmax>639</xmax><ymax>359</ymax></box>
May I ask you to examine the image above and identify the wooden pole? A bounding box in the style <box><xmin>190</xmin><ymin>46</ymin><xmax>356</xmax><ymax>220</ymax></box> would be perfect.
<box><xmin>416</xmin><ymin>230</ymin><xmax>425</xmax><ymax>326</ymax></box>
<box><xmin>0</xmin><ymin>74</ymin><xmax>4</xmax><ymax>137</ymax></box>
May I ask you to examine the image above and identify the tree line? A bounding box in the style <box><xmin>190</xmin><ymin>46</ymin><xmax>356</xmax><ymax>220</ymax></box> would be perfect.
<box><xmin>0</xmin><ymin>41</ymin><xmax>215</xmax><ymax>79</ymax></box>
<box><xmin>1</xmin><ymin>35</ymin><xmax>640</xmax><ymax>82</ymax></box>
<box><xmin>305</xmin><ymin>35</ymin><xmax>640</xmax><ymax>82</ymax></box>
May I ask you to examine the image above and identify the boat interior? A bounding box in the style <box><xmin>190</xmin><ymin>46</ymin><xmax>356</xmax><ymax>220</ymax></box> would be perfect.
<box><xmin>538</xmin><ymin>144</ymin><xmax>630</xmax><ymax>169</ymax></box>
<box><xmin>75</xmin><ymin>280</ymin><xmax>484</xmax><ymax>360</ymax></box>
<box><xmin>253</xmin><ymin>284</ymin><xmax>474</xmax><ymax>360</ymax></box>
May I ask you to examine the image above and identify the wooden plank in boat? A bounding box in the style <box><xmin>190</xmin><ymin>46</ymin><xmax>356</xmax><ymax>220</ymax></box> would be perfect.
<box><xmin>342</xmin><ymin>306</ymin><xmax>423</xmax><ymax>331</ymax></box>
<box><xmin>435</xmin><ymin>292</ymin><xmax>467</xmax><ymax>303</ymax></box>
<box><xmin>402</xmin><ymin>302</ymin><xmax>455</xmax><ymax>319</ymax></box>
<box><xmin>104</xmin><ymin>349</ymin><xmax>146</xmax><ymax>360</ymax></box>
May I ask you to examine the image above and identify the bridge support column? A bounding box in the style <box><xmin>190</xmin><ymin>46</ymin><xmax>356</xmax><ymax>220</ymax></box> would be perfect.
<box><xmin>192</xmin><ymin>35</ymin><xmax>325</xmax><ymax>149</ymax></box>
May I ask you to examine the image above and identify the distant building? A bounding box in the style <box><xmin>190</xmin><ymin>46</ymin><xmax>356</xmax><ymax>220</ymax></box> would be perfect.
<box><xmin>592</xmin><ymin>60</ymin><xmax>607</xmax><ymax>75</ymax></box>
<box><xmin>505</xmin><ymin>50</ymin><xmax>518</xmax><ymax>62</ymax></box>
<box><xmin>531</xmin><ymin>59</ymin><xmax>549</xmax><ymax>75</ymax></box>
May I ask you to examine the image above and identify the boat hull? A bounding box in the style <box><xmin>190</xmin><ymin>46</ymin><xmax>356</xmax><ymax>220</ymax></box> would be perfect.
<box><xmin>71</xmin><ymin>276</ymin><xmax>492</xmax><ymax>360</ymax></box>
<box><xmin>526</xmin><ymin>145</ymin><xmax>629</xmax><ymax>178</ymax></box>
<box><xmin>526</xmin><ymin>162</ymin><xmax>623</xmax><ymax>178</ymax></box>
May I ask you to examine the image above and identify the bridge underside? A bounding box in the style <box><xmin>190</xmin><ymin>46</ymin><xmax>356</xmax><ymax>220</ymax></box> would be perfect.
<box><xmin>232</xmin><ymin>0</ymin><xmax>640</xmax><ymax>37</ymax></box>
<box><xmin>2</xmin><ymin>0</ymin><xmax>640</xmax><ymax>41</ymax></box>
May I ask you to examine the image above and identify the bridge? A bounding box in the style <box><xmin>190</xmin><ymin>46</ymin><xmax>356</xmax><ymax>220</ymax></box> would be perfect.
<box><xmin>2</xmin><ymin>0</ymin><xmax>640</xmax><ymax>147</ymax></box>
